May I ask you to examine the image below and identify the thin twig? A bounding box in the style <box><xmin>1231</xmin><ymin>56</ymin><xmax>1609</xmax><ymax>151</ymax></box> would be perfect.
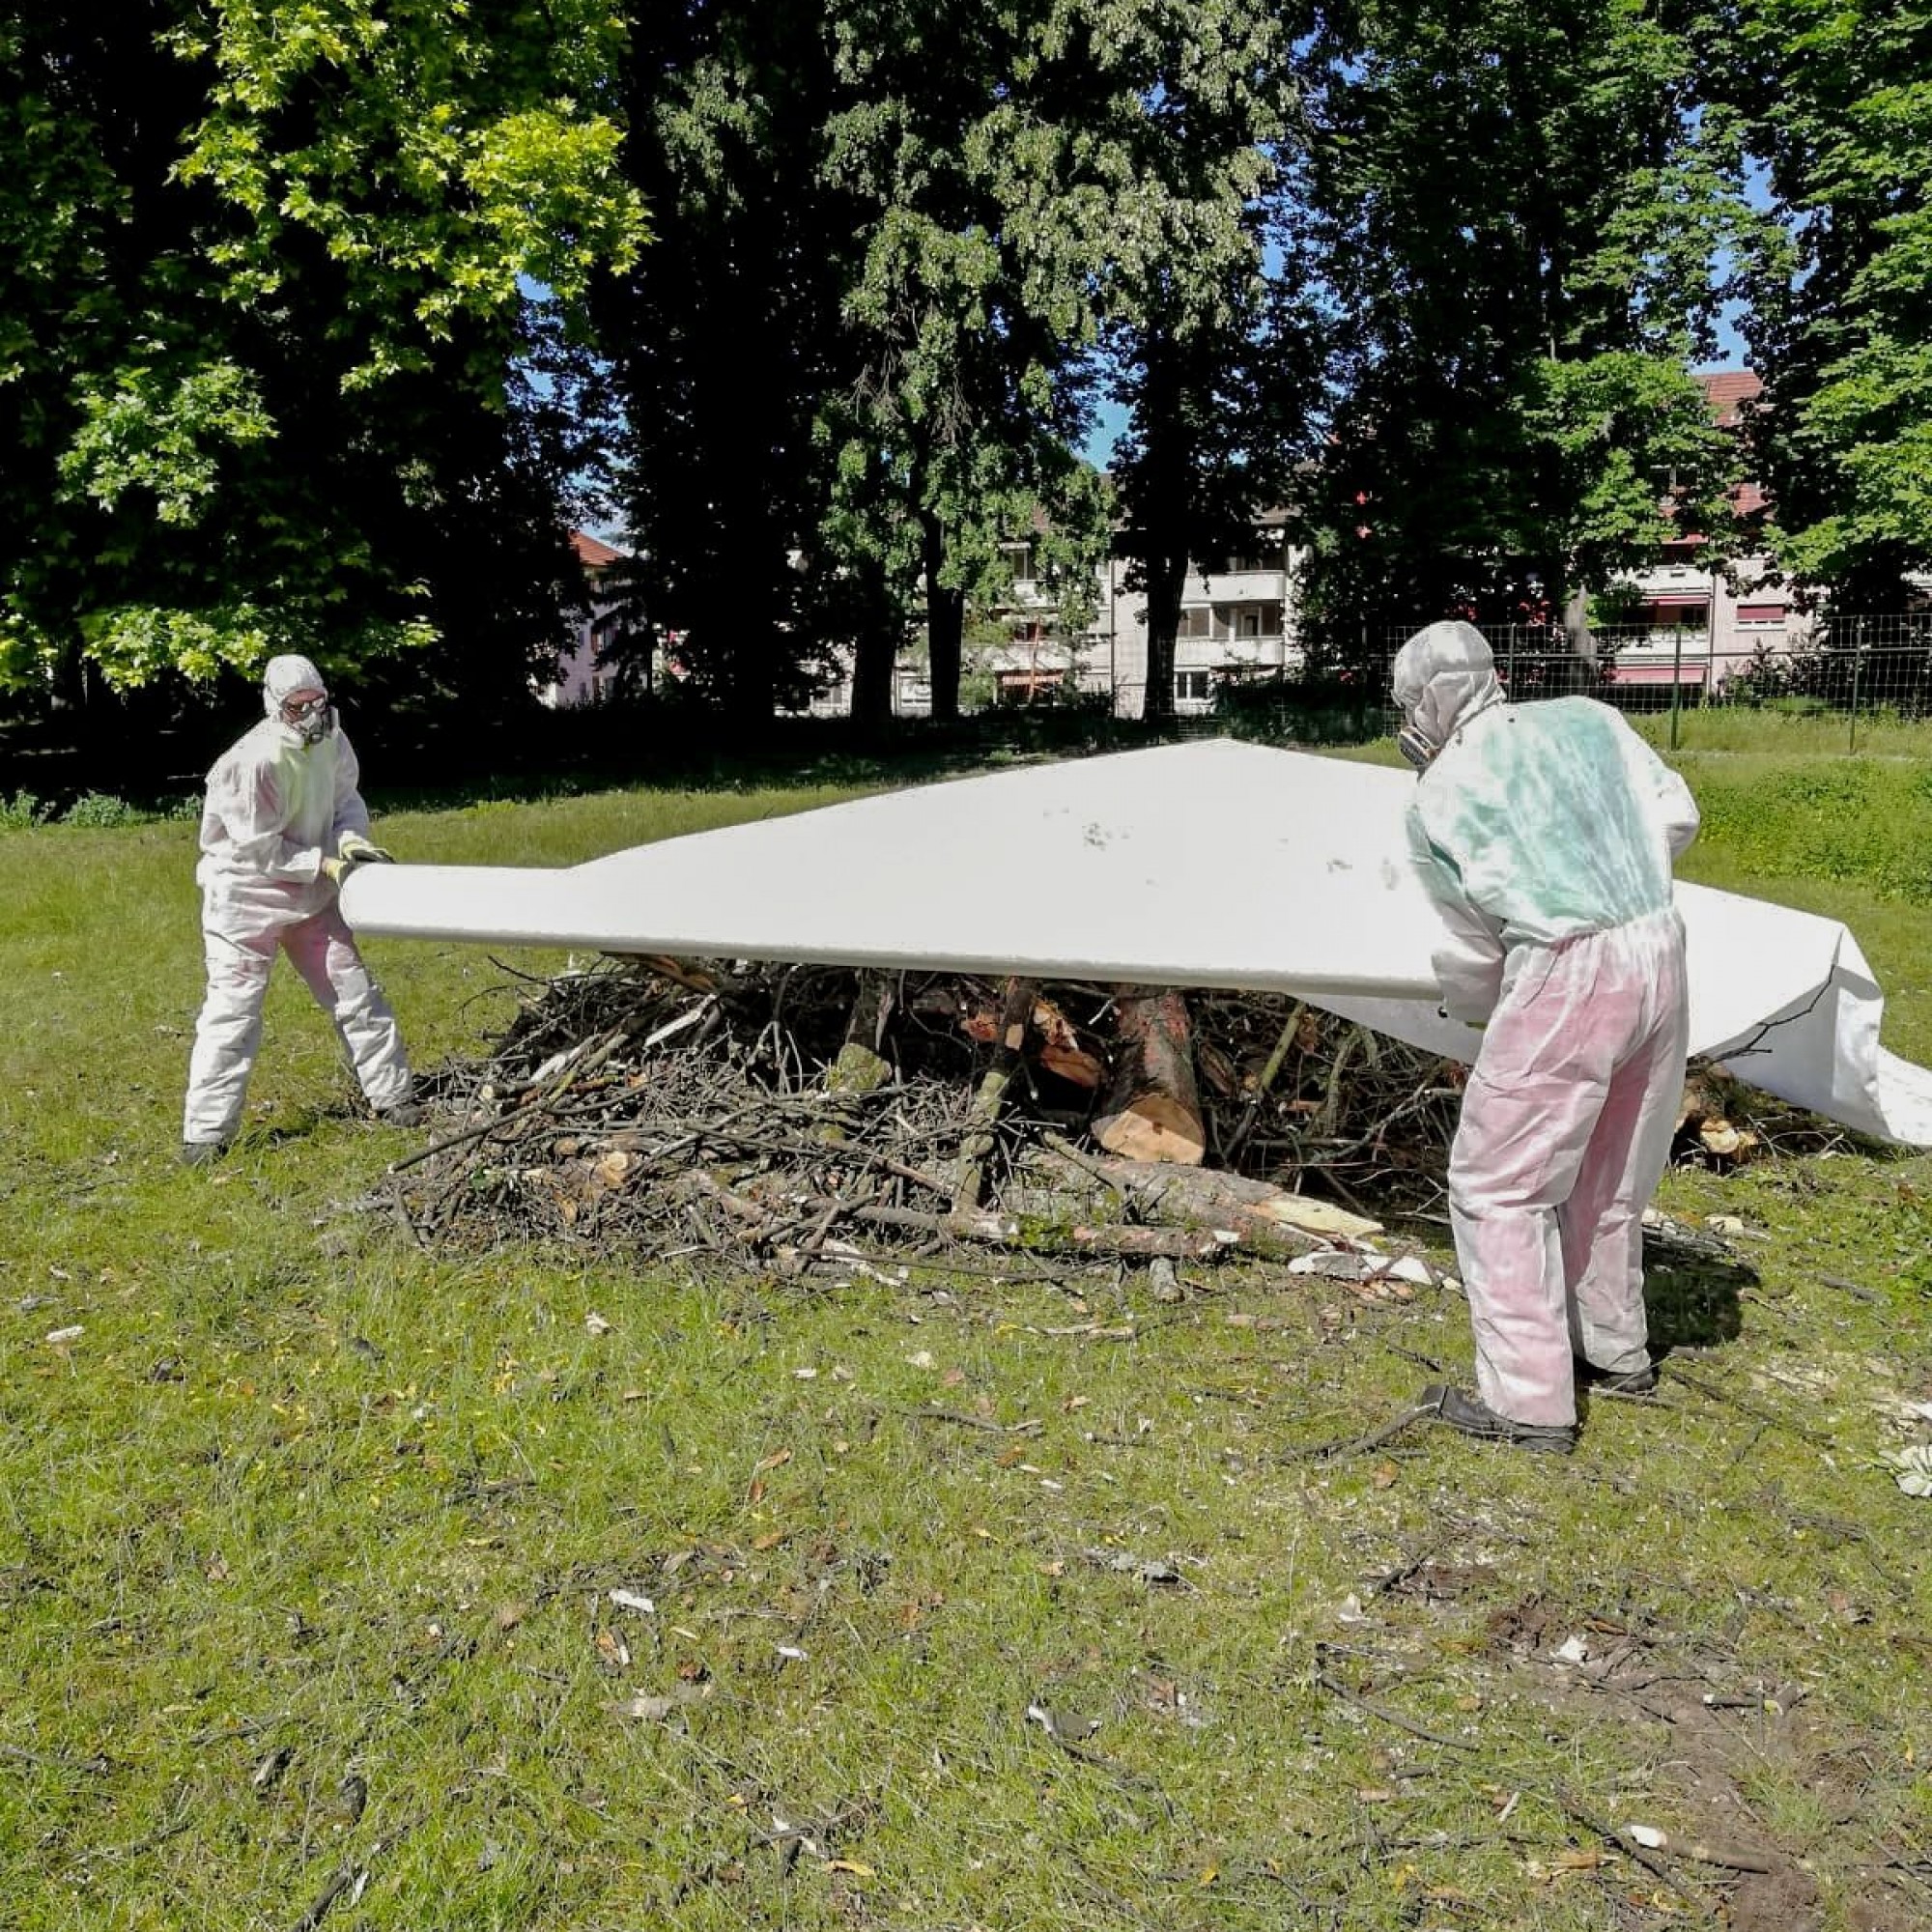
<box><xmin>1281</xmin><ymin>1403</ymin><xmax>1436</xmax><ymax>1463</ymax></box>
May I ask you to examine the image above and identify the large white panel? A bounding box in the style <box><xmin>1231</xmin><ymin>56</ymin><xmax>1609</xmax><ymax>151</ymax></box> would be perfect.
<box><xmin>341</xmin><ymin>741</ymin><xmax>1932</xmax><ymax>1145</ymax></box>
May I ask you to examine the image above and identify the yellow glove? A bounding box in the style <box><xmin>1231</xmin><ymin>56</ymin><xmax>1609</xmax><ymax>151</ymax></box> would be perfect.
<box><xmin>322</xmin><ymin>855</ymin><xmax>355</xmax><ymax>888</ymax></box>
<box><xmin>338</xmin><ymin>830</ymin><xmax>395</xmax><ymax>865</ymax></box>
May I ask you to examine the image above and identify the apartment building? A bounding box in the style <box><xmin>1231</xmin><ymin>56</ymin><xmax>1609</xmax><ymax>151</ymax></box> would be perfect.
<box><xmin>988</xmin><ymin>509</ymin><xmax>1306</xmax><ymax>717</ymax></box>
<box><xmin>1605</xmin><ymin>373</ymin><xmax>1810</xmax><ymax>692</ymax></box>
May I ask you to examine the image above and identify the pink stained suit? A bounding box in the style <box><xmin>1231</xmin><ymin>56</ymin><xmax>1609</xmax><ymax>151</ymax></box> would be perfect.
<box><xmin>1394</xmin><ymin>622</ymin><xmax>1699</xmax><ymax>1429</ymax></box>
<box><xmin>1449</xmin><ymin>910</ymin><xmax>1690</xmax><ymax>1425</ymax></box>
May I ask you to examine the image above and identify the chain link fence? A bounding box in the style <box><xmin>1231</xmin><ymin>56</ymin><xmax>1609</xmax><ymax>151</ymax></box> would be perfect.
<box><xmin>1094</xmin><ymin>615</ymin><xmax>1932</xmax><ymax>753</ymax></box>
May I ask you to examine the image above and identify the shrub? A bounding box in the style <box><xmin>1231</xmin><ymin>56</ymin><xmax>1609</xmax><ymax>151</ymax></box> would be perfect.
<box><xmin>0</xmin><ymin>790</ymin><xmax>48</xmax><ymax>828</ymax></box>
<box><xmin>1210</xmin><ymin>668</ymin><xmax>1386</xmax><ymax>745</ymax></box>
<box><xmin>61</xmin><ymin>792</ymin><xmax>138</xmax><ymax>828</ymax></box>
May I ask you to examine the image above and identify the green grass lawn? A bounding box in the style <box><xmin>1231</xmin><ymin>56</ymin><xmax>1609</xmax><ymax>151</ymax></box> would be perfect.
<box><xmin>3</xmin><ymin>751</ymin><xmax>1930</xmax><ymax>1930</ymax></box>
<box><xmin>1628</xmin><ymin>704</ymin><xmax>1932</xmax><ymax>761</ymax></box>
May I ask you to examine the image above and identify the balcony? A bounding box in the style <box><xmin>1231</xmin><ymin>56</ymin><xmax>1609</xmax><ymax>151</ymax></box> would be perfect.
<box><xmin>1187</xmin><ymin>567</ymin><xmax>1290</xmax><ymax>604</ymax></box>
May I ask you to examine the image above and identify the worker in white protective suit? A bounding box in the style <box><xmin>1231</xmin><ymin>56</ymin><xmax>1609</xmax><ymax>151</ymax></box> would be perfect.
<box><xmin>181</xmin><ymin>656</ymin><xmax>417</xmax><ymax>1163</ymax></box>
<box><xmin>1393</xmin><ymin>620</ymin><xmax>1700</xmax><ymax>1453</ymax></box>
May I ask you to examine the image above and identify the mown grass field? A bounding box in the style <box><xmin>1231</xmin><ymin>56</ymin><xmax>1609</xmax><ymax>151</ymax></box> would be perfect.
<box><xmin>3</xmin><ymin>742</ymin><xmax>1930</xmax><ymax>1932</ymax></box>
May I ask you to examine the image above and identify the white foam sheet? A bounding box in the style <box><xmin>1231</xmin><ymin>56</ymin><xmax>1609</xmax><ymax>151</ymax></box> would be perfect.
<box><xmin>342</xmin><ymin>739</ymin><xmax>1932</xmax><ymax>1147</ymax></box>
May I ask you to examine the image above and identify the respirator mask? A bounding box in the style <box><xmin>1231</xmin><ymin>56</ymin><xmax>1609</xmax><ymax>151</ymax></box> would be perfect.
<box><xmin>1396</xmin><ymin>718</ymin><xmax>1440</xmax><ymax>773</ymax></box>
<box><xmin>280</xmin><ymin>692</ymin><xmax>335</xmax><ymax>747</ymax></box>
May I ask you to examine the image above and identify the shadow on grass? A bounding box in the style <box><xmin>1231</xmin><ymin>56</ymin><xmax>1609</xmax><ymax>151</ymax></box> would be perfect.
<box><xmin>6</xmin><ymin>696</ymin><xmax>1229</xmax><ymax>820</ymax></box>
<box><xmin>1642</xmin><ymin>1231</ymin><xmax>1755</xmax><ymax>1350</ymax></box>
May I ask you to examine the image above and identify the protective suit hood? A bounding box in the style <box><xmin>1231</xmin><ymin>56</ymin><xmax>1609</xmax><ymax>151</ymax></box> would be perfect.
<box><xmin>1392</xmin><ymin>621</ymin><xmax>1503</xmax><ymax>757</ymax></box>
<box><xmin>263</xmin><ymin>654</ymin><xmax>327</xmax><ymax>717</ymax></box>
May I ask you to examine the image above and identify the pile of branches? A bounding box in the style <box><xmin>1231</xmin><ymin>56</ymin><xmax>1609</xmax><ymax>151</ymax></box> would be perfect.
<box><xmin>388</xmin><ymin>956</ymin><xmax>1469</xmax><ymax>1274</ymax></box>
<box><xmin>396</xmin><ymin>958</ymin><xmax>1461</xmax><ymax>1275</ymax></box>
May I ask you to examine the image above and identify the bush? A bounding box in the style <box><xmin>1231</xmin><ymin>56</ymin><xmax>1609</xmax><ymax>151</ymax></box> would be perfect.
<box><xmin>60</xmin><ymin>792</ymin><xmax>138</xmax><ymax>828</ymax></box>
<box><xmin>0</xmin><ymin>790</ymin><xmax>48</xmax><ymax>828</ymax></box>
<box><xmin>1210</xmin><ymin>668</ymin><xmax>1386</xmax><ymax>745</ymax></box>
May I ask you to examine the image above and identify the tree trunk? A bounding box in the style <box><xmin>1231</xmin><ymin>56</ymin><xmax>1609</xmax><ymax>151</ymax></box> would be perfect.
<box><xmin>1093</xmin><ymin>987</ymin><xmax>1205</xmax><ymax>1165</ymax></box>
<box><xmin>1562</xmin><ymin>584</ymin><xmax>1594</xmax><ymax>664</ymax></box>
<box><xmin>716</xmin><ymin>557</ymin><xmax>779</xmax><ymax>724</ymax></box>
<box><xmin>848</xmin><ymin>558</ymin><xmax>898</xmax><ymax>724</ymax></box>
<box><xmin>921</xmin><ymin>507</ymin><xmax>963</xmax><ymax>723</ymax></box>
<box><xmin>828</xmin><ymin>971</ymin><xmax>895</xmax><ymax>1094</ymax></box>
<box><xmin>1029</xmin><ymin>1143</ymin><xmax>1381</xmax><ymax>1244</ymax></box>
<box><xmin>1141</xmin><ymin>548</ymin><xmax>1186</xmax><ymax>722</ymax></box>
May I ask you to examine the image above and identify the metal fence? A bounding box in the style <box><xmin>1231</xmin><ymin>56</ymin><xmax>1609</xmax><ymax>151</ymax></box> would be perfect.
<box><xmin>1452</xmin><ymin>616</ymin><xmax>1932</xmax><ymax>753</ymax></box>
<box><xmin>1090</xmin><ymin>616</ymin><xmax>1932</xmax><ymax>752</ymax></box>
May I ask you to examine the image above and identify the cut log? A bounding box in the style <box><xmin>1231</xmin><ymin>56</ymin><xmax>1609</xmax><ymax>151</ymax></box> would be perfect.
<box><xmin>1030</xmin><ymin>1139</ymin><xmax>1380</xmax><ymax>1246</ymax></box>
<box><xmin>960</xmin><ymin>992</ymin><xmax>1102</xmax><ymax>1090</ymax></box>
<box><xmin>1092</xmin><ymin>988</ymin><xmax>1206</xmax><ymax>1166</ymax></box>
<box><xmin>1022</xmin><ymin>995</ymin><xmax>1103</xmax><ymax>1091</ymax></box>
<box><xmin>1675</xmin><ymin>1061</ymin><xmax>1760</xmax><ymax>1161</ymax></box>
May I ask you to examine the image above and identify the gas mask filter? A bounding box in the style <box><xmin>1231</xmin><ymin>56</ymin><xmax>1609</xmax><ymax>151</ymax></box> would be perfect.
<box><xmin>1397</xmin><ymin>719</ymin><xmax>1439</xmax><ymax>773</ymax></box>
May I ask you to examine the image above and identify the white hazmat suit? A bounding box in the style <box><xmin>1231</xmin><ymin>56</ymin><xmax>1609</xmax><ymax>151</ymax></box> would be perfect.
<box><xmin>182</xmin><ymin>656</ymin><xmax>413</xmax><ymax>1151</ymax></box>
<box><xmin>1393</xmin><ymin>621</ymin><xmax>1699</xmax><ymax>1442</ymax></box>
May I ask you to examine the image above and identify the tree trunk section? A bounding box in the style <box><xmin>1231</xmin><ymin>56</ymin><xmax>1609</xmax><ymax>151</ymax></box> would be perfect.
<box><xmin>828</xmin><ymin>971</ymin><xmax>895</xmax><ymax>1094</ymax></box>
<box><xmin>1141</xmin><ymin>550</ymin><xmax>1186</xmax><ymax>723</ymax></box>
<box><xmin>951</xmin><ymin>975</ymin><xmax>1034</xmax><ymax>1210</ymax></box>
<box><xmin>922</xmin><ymin>508</ymin><xmax>963</xmax><ymax>723</ymax></box>
<box><xmin>1562</xmin><ymin>585</ymin><xmax>1594</xmax><ymax>665</ymax></box>
<box><xmin>1032</xmin><ymin>1142</ymin><xmax>1381</xmax><ymax>1243</ymax></box>
<box><xmin>849</xmin><ymin>559</ymin><xmax>898</xmax><ymax>724</ymax></box>
<box><xmin>850</xmin><ymin>623</ymin><xmax>897</xmax><ymax>725</ymax></box>
<box><xmin>1093</xmin><ymin>987</ymin><xmax>1205</xmax><ymax>1165</ymax></box>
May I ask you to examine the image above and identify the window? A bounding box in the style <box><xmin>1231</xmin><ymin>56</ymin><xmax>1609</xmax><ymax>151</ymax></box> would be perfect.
<box><xmin>1175</xmin><ymin>668</ymin><xmax>1211</xmax><ymax>703</ymax></box>
<box><xmin>1736</xmin><ymin>603</ymin><xmax>1785</xmax><ymax>624</ymax></box>
<box><xmin>1177</xmin><ymin>607</ymin><xmax>1212</xmax><ymax>639</ymax></box>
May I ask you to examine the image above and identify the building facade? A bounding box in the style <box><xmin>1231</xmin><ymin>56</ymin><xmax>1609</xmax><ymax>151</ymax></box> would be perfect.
<box><xmin>1602</xmin><ymin>373</ymin><xmax>1811</xmax><ymax>693</ymax></box>
<box><xmin>535</xmin><ymin>531</ymin><xmax>635</xmax><ymax>709</ymax></box>
<box><xmin>984</xmin><ymin>511</ymin><xmax>1308</xmax><ymax>718</ymax></box>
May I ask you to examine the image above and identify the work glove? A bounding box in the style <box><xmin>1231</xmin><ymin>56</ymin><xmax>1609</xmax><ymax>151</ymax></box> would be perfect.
<box><xmin>321</xmin><ymin>855</ymin><xmax>354</xmax><ymax>888</ymax></box>
<box><xmin>338</xmin><ymin>830</ymin><xmax>395</xmax><ymax>865</ymax></box>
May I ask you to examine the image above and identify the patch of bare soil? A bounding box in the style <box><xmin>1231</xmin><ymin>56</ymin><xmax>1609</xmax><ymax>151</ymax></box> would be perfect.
<box><xmin>1480</xmin><ymin>1596</ymin><xmax>1920</xmax><ymax>1929</ymax></box>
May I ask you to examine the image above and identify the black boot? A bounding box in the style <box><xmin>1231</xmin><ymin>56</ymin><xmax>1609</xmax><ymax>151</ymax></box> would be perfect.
<box><xmin>1574</xmin><ymin>1356</ymin><xmax>1657</xmax><ymax>1396</ymax></box>
<box><xmin>1419</xmin><ymin>1383</ymin><xmax>1577</xmax><ymax>1455</ymax></box>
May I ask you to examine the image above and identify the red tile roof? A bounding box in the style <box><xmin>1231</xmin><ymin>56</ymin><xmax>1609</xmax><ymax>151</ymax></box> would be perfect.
<box><xmin>570</xmin><ymin>530</ymin><xmax>625</xmax><ymax>568</ymax></box>
<box><xmin>1697</xmin><ymin>370</ymin><xmax>1761</xmax><ymax>428</ymax></box>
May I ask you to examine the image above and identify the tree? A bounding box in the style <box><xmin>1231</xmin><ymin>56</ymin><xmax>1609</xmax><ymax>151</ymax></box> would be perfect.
<box><xmin>820</xmin><ymin>0</ymin><xmax>1116</xmax><ymax>721</ymax></box>
<box><xmin>0</xmin><ymin>2</ymin><xmax>642</xmax><ymax>704</ymax></box>
<box><xmin>1289</xmin><ymin>0</ymin><xmax>1744</xmax><ymax>661</ymax></box>
<box><xmin>1726</xmin><ymin>0</ymin><xmax>1932</xmax><ymax>607</ymax></box>
<box><xmin>595</xmin><ymin>4</ymin><xmax>857</xmax><ymax>724</ymax></box>
<box><xmin>1092</xmin><ymin>0</ymin><xmax>1311</xmax><ymax>721</ymax></box>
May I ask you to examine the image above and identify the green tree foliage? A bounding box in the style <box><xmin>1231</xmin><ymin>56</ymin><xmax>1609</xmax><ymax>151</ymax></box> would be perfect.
<box><xmin>594</xmin><ymin>4</ymin><xmax>854</xmax><ymax>723</ymax></box>
<box><xmin>1727</xmin><ymin>0</ymin><xmax>1932</xmax><ymax>606</ymax></box>
<box><xmin>0</xmin><ymin>2</ymin><xmax>642</xmax><ymax>704</ymax></box>
<box><xmin>1090</xmin><ymin>0</ymin><xmax>1311</xmax><ymax>720</ymax></box>
<box><xmin>603</xmin><ymin>1</ymin><xmax>1121</xmax><ymax>724</ymax></box>
<box><xmin>1290</xmin><ymin>0</ymin><xmax>1745</xmax><ymax>657</ymax></box>
<box><xmin>14</xmin><ymin>0</ymin><xmax>1914</xmax><ymax>740</ymax></box>
<box><xmin>820</xmin><ymin>0</ymin><xmax>1111</xmax><ymax>722</ymax></box>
